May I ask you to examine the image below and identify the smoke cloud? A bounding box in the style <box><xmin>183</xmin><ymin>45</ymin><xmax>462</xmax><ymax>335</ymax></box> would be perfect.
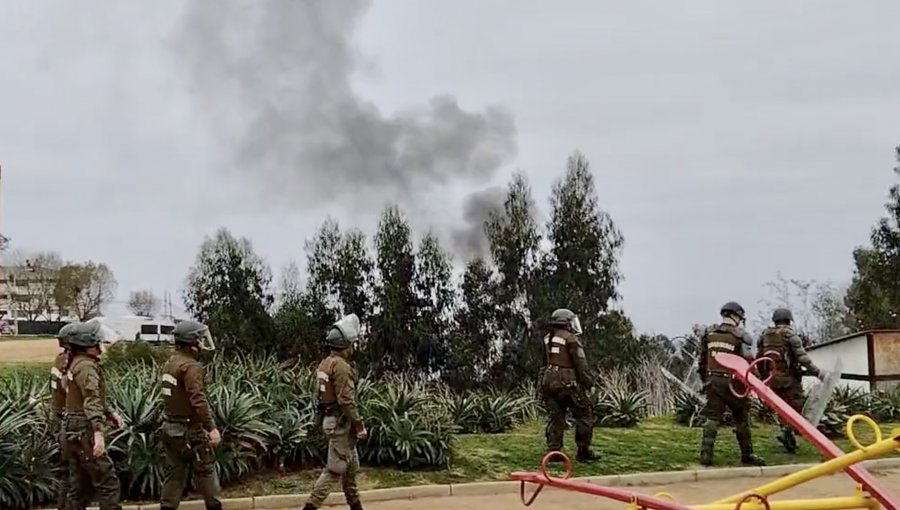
<box><xmin>172</xmin><ymin>0</ymin><xmax>517</xmax><ymax>257</ymax></box>
<box><xmin>451</xmin><ymin>186</ymin><xmax>505</xmax><ymax>258</ymax></box>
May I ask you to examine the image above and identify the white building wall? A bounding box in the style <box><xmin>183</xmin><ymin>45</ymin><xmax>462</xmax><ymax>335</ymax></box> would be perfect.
<box><xmin>805</xmin><ymin>335</ymin><xmax>870</xmax><ymax>392</ymax></box>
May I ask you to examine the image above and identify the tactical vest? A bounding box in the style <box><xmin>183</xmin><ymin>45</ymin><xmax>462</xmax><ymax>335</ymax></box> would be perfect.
<box><xmin>161</xmin><ymin>353</ymin><xmax>199</xmax><ymax>422</ymax></box>
<box><xmin>544</xmin><ymin>330</ymin><xmax>574</xmax><ymax>369</ymax></box>
<box><xmin>50</xmin><ymin>353</ymin><xmax>67</xmax><ymax>415</ymax></box>
<box><xmin>760</xmin><ymin>326</ymin><xmax>791</xmax><ymax>372</ymax></box>
<box><xmin>65</xmin><ymin>355</ymin><xmax>103</xmax><ymax>414</ymax></box>
<box><xmin>316</xmin><ymin>355</ymin><xmax>350</xmax><ymax>415</ymax></box>
<box><xmin>704</xmin><ymin>324</ymin><xmax>743</xmax><ymax>376</ymax></box>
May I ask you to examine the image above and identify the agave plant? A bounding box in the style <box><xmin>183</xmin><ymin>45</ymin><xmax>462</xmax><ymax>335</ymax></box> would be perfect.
<box><xmin>0</xmin><ymin>396</ymin><xmax>55</xmax><ymax>510</ymax></box>
<box><xmin>870</xmin><ymin>387</ymin><xmax>900</xmax><ymax>421</ymax></box>
<box><xmin>475</xmin><ymin>389</ymin><xmax>528</xmax><ymax>433</ymax></box>
<box><xmin>595</xmin><ymin>388</ymin><xmax>648</xmax><ymax>428</ymax></box>
<box><xmin>673</xmin><ymin>389</ymin><xmax>703</xmax><ymax>427</ymax></box>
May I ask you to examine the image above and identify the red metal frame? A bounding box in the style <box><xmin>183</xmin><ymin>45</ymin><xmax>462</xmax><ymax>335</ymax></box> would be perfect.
<box><xmin>511</xmin><ymin>452</ymin><xmax>695</xmax><ymax>510</ymax></box>
<box><xmin>715</xmin><ymin>353</ymin><xmax>898</xmax><ymax>510</ymax></box>
<box><xmin>509</xmin><ymin>354</ymin><xmax>900</xmax><ymax>510</ymax></box>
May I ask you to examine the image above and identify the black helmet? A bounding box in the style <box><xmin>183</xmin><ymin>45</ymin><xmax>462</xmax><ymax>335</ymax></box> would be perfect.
<box><xmin>548</xmin><ymin>308</ymin><xmax>583</xmax><ymax>335</ymax></box>
<box><xmin>56</xmin><ymin>322</ymin><xmax>78</xmax><ymax>348</ymax></box>
<box><xmin>772</xmin><ymin>308</ymin><xmax>793</xmax><ymax>324</ymax></box>
<box><xmin>68</xmin><ymin>322</ymin><xmax>103</xmax><ymax>348</ymax></box>
<box><xmin>173</xmin><ymin>320</ymin><xmax>215</xmax><ymax>350</ymax></box>
<box><xmin>720</xmin><ymin>301</ymin><xmax>746</xmax><ymax>320</ymax></box>
<box><xmin>323</xmin><ymin>314</ymin><xmax>360</xmax><ymax>350</ymax></box>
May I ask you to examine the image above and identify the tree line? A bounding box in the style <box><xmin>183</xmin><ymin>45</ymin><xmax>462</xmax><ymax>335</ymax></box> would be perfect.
<box><xmin>0</xmin><ymin>249</ymin><xmax>160</xmax><ymax>321</ymax></box>
<box><xmin>182</xmin><ymin>151</ymin><xmax>666</xmax><ymax>389</ymax></box>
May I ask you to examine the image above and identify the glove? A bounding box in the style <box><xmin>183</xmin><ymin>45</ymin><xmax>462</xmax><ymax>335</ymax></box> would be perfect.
<box><xmin>92</xmin><ymin>431</ymin><xmax>106</xmax><ymax>459</ymax></box>
<box><xmin>356</xmin><ymin>422</ymin><xmax>368</xmax><ymax>440</ymax></box>
<box><xmin>107</xmin><ymin>412</ymin><xmax>123</xmax><ymax>429</ymax></box>
<box><xmin>209</xmin><ymin>428</ymin><xmax>222</xmax><ymax>447</ymax></box>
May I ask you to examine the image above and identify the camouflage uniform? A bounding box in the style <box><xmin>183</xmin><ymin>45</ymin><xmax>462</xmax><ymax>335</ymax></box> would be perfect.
<box><xmin>697</xmin><ymin>302</ymin><xmax>765</xmax><ymax>467</ymax></box>
<box><xmin>757</xmin><ymin>308</ymin><xmax>821</xmax><ymax>453</ymax></box>
<box><xmin>159</xmin><ymin>320</ymin><xmax>221</xmax><ymax>510</ymax></box>
<box><xmin>541</xmin><ymin>309</ymin><xmax>596</xmax><ymax>463</ymax></box>
<box><xmin>304</xmin><ymin>314</ymin><xmax>365</xmax><ymax>510</ymax></box>
<box><xmin>64</xmin><ymin>323</ymin><xmax>122</xmax><ymax>510</ymax></box>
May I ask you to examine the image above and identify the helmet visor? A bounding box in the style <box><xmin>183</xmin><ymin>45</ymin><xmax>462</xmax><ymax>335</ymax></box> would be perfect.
<box><xmin>198</xmin><ymin>328</ymin><xmax>216</xmax><ymax>351</ymax></box>
<box><xmin>570</xmin><ymin>316</ymin><xmax>583</xmax><ymax>335</ymax></box>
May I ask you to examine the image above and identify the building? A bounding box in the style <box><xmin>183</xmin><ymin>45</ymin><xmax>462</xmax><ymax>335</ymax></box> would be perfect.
<box><xmin>0</xmin><ymin>264</ymin><xmax>73</xmax><ymax>332</ymax></box>
<box><xmin>805</xmin><ymin>330</ymin><xmax>900</xmax><ymax>392</ymax></box>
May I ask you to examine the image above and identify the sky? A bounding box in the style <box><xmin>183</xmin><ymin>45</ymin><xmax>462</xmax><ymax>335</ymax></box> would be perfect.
<box><xmin>1</xmin><ymin>0</ymin><xmax>899</xmax><ymax>337</ymax></box>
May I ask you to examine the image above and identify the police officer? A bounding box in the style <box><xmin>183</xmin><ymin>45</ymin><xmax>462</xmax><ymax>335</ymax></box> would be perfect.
<box><xmin>757</xmin><ymin>308</ymin><xmax>824</xmax><ymax>453</ymax></box>
<box><xmin>51</xmin><ymin>323</ymin><xmax>89</xmax><ymax>510</ymax></box>
<box><xmin>303</xmin><ymin>314</ymin><xmax>367</xmax><ymax>510</ymax></box>
<box><xmin>697</xmin><ymin>302</ymin><xmax>765</xmax><ymax>467</ymax></box>
<box><xmin>541</xmin><ymin>308</ymin><xmax>597</xmax><ymax>463</ymax></box>
<box><xmin>159</xmin><ymin>320</ymin><xmax>222</xmax><ymax>510</ymax></box>
<box><xmin>64</xmin><ymin>321</ymin><xmax>122</xmax><ymax>510</ymax></box>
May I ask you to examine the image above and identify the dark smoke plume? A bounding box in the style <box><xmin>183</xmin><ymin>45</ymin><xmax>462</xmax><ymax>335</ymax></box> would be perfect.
<box><xmin>172</xmin><ymin>0</ymin><xmax>517</xmax><ymax>256</ymax></box>
<box><xmin>451</xmin><ymin>186</ymin><xmax>505</xmax><ymax>258</ymax></box>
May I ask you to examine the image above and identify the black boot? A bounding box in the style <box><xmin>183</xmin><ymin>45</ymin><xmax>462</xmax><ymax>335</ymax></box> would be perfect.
<box><xmin>576</xmin><ymin>447</ymin><xmax>598</xmax><ymax>463</ymax></box>
<box><xmin>777</xmin><ymin>428</ymin><xmax>798</xmax><ymax>454</ymax></box>
<box><xmin>737</xmin><ymin>433</ymin><xmax>766</xmax><ymax>466</ymax></box>
<box><xmin>349</xmin><ymin>502</ymin><xmax>364</xmax><ymax>510</ymax></box>
<box><xmin>301</xmin><ymin>504</ymin><xmax>317</xmax><ymax>510</ymax></box>
<box><xmin>699</xmin><ymin>421</ymin><xmax>717</xmax><ymax>466</ymax></box>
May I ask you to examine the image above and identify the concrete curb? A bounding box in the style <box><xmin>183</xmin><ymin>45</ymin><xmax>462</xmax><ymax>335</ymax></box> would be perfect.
<box><xmin>100</xmin><ymin>458</ymin><xmax>900</xmax><ymax>509</ymax></box>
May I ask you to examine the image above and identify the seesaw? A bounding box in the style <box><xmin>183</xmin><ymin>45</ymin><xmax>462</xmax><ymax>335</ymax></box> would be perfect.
<box><xmin>511</xmin><ymin>353</ymin><xmax>900</xmax><ymax>510</ymax></box>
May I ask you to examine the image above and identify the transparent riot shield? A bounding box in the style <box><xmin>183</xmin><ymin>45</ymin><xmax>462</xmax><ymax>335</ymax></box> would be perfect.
<box><xmin>801</xmin><ymin>357</ymin><xmax>843</xmax><ymax>428</ymax></box>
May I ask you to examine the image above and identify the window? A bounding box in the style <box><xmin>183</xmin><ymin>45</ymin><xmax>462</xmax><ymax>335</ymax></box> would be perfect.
<box><xmin>140</xmin><ymin>324</ymin><xmax>158</xmax><ymax>334</ymax></box>
<box><xmin>160</xmin><ymin>325</ymin><xmax>174</xmax><ymax>334</ymax></box>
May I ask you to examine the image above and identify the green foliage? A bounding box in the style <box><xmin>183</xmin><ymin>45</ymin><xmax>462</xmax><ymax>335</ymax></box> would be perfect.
<box><xmin>183</xmin><ymin>228</ymin><xmax>276</xmax><ymax>354</ymax></box>
<box><xmin>846</xmin><ymin>146</ymin><xmax>900</xmax><ymax>329</ymax></box>
<box><xmin>817</xmin><ymin>386</ymin><xmax>870</xmax><ymax>438</ymax></box>
<box><xmin>102</xmin><ymin>341</ymin><xmax>171</xmax><ymax>370</ymax></box>
<box><xmin>673</xmin><ymin>390</ymin><xmax>703</xmax><ymax>427</ymax></box>
<box><xmin>595</xmin><ymin>388</ymin><xmax>648</xmax><ymax>428</ymax></box>
<box><xmin>870</xmin><ymin>386</ymin><xmax>900</xmax><ymax>421</ymax></box>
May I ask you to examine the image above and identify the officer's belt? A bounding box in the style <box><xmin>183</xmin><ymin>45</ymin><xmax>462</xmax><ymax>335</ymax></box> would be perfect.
<box><xmin>546</xmin><ymin>365</ymin><xmax>574</xmax><ymax>371</ymax></box>
<box><xmin>708</xmin><ymin>371</ymin><xmax>731</xmax><ymax>378</ymax></box>
<box><xmin>163</xmin><ymin>415</ymin><xmax>197</xmax><ymax>424</ymax></box>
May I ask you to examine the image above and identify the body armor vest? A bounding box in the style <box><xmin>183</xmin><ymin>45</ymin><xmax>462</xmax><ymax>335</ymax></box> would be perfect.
<box><xmin>705</xmin><ymin>324</ymin><xmax>742</xmax><ymax>376</ymax></box>
<box><xmin>161</xmin><ymin>353</ymin><xmax>198</xmax><ymax>422</ymax></box>
<box><xmin>51</xmin><ymin>353</ymin><xmax>67</xmax><ymax>415</ymax></box>
<box><xmin>760</xmin><ymin>326</ymin><xmax>791</xmax><ymax>372</ymax></box>
<box><xmin>316</xmin><ymin>355</ymin><xmax>353</xmax><ymax>416</ymax></box>
<box><xmin>65</xmin><ymin>355</ymin><xmax>102</xmax><ymax>414</ymax></box>
<box><xmin>544</xmin><ymin>330</ymin><xmax>574</xmax><ymax>369</ymax></box>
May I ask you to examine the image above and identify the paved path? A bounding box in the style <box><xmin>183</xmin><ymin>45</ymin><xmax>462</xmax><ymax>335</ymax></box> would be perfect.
<box><xmin>320</xmin><ymin>469</ymin><xmax>900</xmax><ymax>509</ymax></box>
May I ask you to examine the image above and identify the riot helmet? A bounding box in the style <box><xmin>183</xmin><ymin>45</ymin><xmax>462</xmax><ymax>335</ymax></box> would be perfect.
<box><xmin>172</xmin><ymin>320</ymin><xmax>215</xmax><ymax>351</ymax></box>
<box><xmin>772</xmin><ymin>308</ymin><xmax>793</xmax><ymax>325</ymax></box>
<box><xmin>323</xmin><ymin>313</ymin><xmax>360</xmax><ymax>350</ymax></box>
<box><xmin>548</xmin><ymin>308</ymin><xmax>582</xmax><ymax>336</ymax></box>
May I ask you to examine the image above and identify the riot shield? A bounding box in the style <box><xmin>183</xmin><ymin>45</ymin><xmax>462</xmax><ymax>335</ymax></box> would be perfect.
<box><xmin>801</xmin><ymin>357</ymin><xmax>843</xmax><ymax>428</ymax></box>
<box><xmin>661</xmin><ymin>366</ymin><xmax>705</xmax><ymax>402</ymax></box>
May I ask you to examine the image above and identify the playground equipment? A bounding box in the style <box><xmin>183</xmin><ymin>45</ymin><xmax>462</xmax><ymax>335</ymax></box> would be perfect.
<box><xmin>511</xmin><ymin>353</ymin><xmax>900</xmax><ymax>510</ymax></box>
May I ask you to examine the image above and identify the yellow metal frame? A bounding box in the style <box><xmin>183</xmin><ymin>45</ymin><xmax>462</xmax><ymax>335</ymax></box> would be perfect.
<box><xmin>662</xmin><ymin>415</ymin><xmax>899</xmax><ymax>510</ymax></box>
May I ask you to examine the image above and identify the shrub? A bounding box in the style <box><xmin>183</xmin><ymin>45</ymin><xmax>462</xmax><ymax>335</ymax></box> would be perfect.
<box><xmin>870</xmin><ymin>386</ymin><xmax>900</xmax><ymax>421</ymax></box>
<box><xmin>102</xmin><ymin>341</ymin><xmax>171</xmax><ymax>370</ymax></box>
<box><xmin>595</xmin><ymin>388</ymin><xmax>648</xmax><ymax>428</ymax></box>
<box><xmin>673</xmin><ymin>389</ymin><xmax>703</xmax><ymax>427</ymax></box>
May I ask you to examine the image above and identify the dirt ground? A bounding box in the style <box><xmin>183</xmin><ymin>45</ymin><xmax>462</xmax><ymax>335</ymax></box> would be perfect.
<box><xmin>0</xmin><ymin>338</ymin><xmax>58</xmax><ymax>363</ymax></box>
<box><xmin>338</xmin><ymin>469</ymin><xmax>900</xmax><ymax>510</ymax></box>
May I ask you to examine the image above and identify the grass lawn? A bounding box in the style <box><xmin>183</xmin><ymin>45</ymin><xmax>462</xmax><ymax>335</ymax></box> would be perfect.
<box><xmin>219</xmin><ymin>417</ymin><xmax>900</xmax><ymax>498</ymax></box>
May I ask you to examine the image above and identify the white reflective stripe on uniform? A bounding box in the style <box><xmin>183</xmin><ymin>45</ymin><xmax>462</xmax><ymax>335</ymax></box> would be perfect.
<box><xmin>50</xmin><ymin>367</ymin><xmax>63</xmax><ymax>379</ymax></box>
<box><xmin>551</xmin><ymin>337</ymin><xmax>566</xmax><ymax>345</ymax></box>
<box><xmin>317</xmin><ymin>371</ymin><xmax>329</xmax><ymax>382</ymax></box>
<box><xmin>162</xmin><ymin>388</ymin><xmax>171</xmax><ymax>396</ymax></box>
<box><xmin>319</xmin><ymin>385</ymin><xmax>326</xmax><ymax>392</ymax></box>
<box><xmin>51</xmin><ymin>381</ymin><xmax>58</xmax><ymax>390</ymax></box>
<box><xmin>544</xmin><ymin>336</ymin><xmax>550</xmax><ymax>344</ymax></box>
<box><xmin>162</xmin><ymin>374</ymin><xmax>177</xmax><ymax>386</ymax></box>
<box><xmin>551</xmin><ymin>347</ymin><xmax>560</xmax><ymax>354</ymax></box>
<box><xmin>67</xmin><ymin>372</ymin><xmax>74</xmax><ymax>381</ymax></box>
